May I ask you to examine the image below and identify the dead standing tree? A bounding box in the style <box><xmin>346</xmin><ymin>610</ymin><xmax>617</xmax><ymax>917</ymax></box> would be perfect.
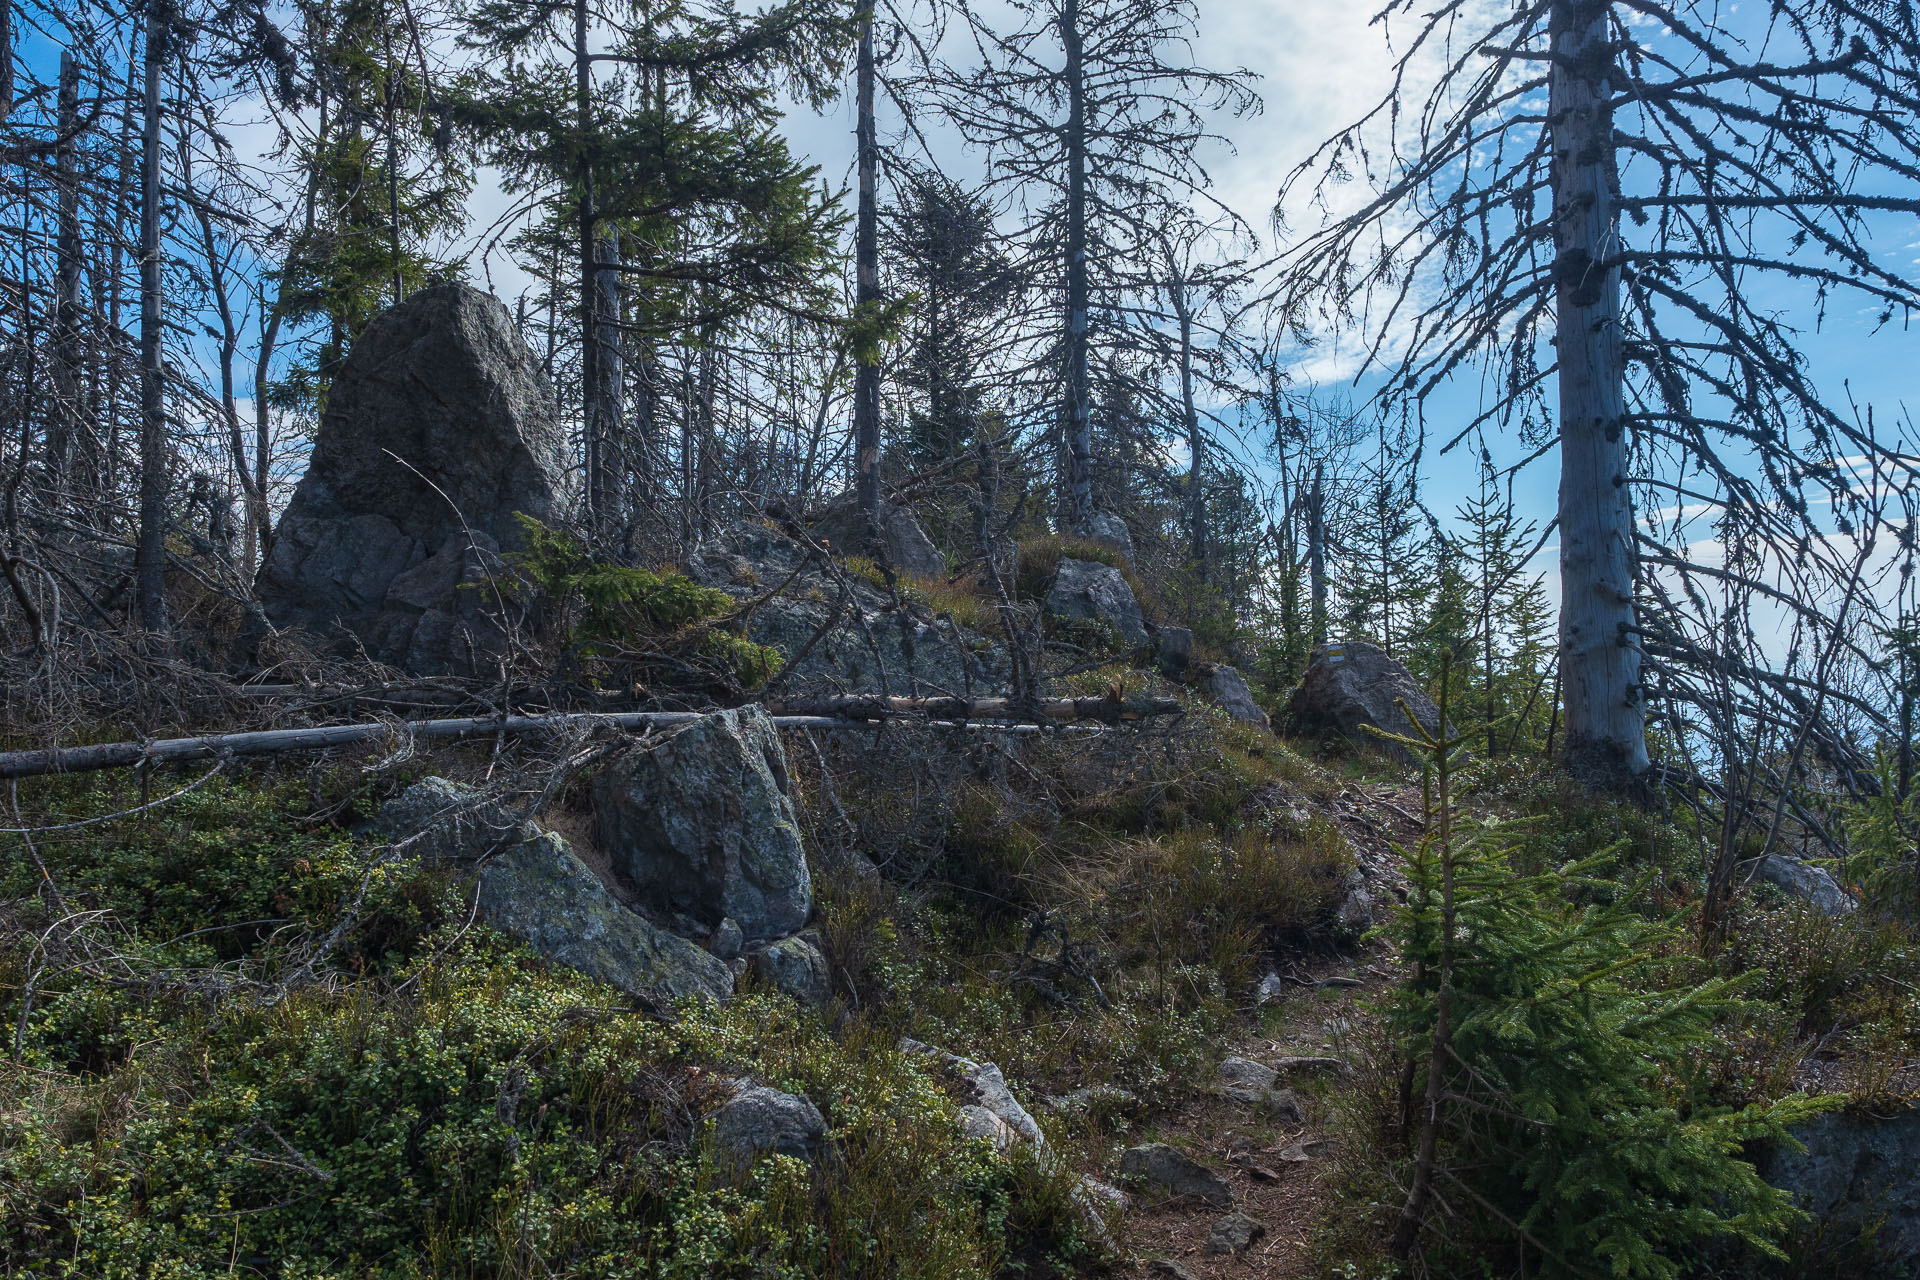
<box><xmin>1271</xmin><ymin>0</ymin><xmax>1920</xmax><ymax>793</ymax></box>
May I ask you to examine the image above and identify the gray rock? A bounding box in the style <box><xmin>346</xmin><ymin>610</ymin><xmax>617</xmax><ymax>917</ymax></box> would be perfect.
<box><xmin>1153</xmin><ymin>626</ymin><xmax>1194</xmax><ymax>676</ymax></box>
<box><xmin>1217</xmin><ymin>1057</ymin><xmax>1304</xmax><ymax>1121</ymax></box>
<box><xmin>708</xmin><ymin>918</ymin><xmax>744</xmax><ymax>961</ymax></box>
<box><xmin>1337</xmin><ymin>871</ymin><xmax>1375</xmax><ymax>935</ymax></box>
<box><xmin>959</xmin><ymin>1104</ymin><xmax>1019</xmax><ymax>1150</ymax></box>
<box><xmin>811</xmin><ymin>500</ymin><xmax>946</xmax><ymax>579</ymax></box>
<box><xmin>1749</xmin><ymin>853</ymin><xmax>1857</xmax><ymax>915</ymax></box>
<box><xmin>258</xmin><ymin>284</ymin><xmax>569</xmax><ymax>674</ymax></box>
<box><xmin>1045</xmin><ymin>557</ymin><xmax>1148</xmax><ymax>650</ymax></box>
<box><xmin>1071</xmin><ymin>1175</ymin><xmax>1129</xmax><ymax>1250</ymax></box>
<box><xmin>1205</xmin><ymin>1210</ymin><xmax>1267</xmax><ymax>1255</ymax></box>
<box><xmin>1285</xmin><ymin>640</ymin><xmax>1445</xmax><ymax>761</ymax></box>
<box><xmin>750</xmin><ymin>935</ymin><xmax>832</xmax><ymax>1009</ymax></box>
<box><xmin>901</xmin><ymin>1038</ymin><xmax>1046</xmax><ymax>1150</ymax></box>
<box><xmin>688</xmin><ymin>525</ymin><xmax>1006</xmax><ymax>696</ymax></box>
<box><xmin>1117</xmin><ymin>1143</ymin><xmax>1232</xmax><ymax>1207</ymax></box>
<box><xmin>1765</xmin><ymin>1105</ymin><xmax>1920</xmax><ymax>1265</ymax></box>
<box><xmin>1079</xmin><ymin>510</ymin><xmax>1136</xmax><ymax>566</ymax></box>
<box><xmin>1217</xmin><ymin>1055</ymin><xmax>1278</xmax><ymax>1098</ymax></box>
<box><xmin>711</xmin><ymin>1083</ymin><xmax>827</xmax><ymax>1175</ymax></box>
<box><xmin>373</xmin><ymin>779</ymin><xmax>732</xmax><ymax>1005</ymax></box>
<box><xmin>1256</xmin><ymin>972</ymin><xmax>1287</xmax><ymax>1004</ymax></box>
<box><xmin>1147</xmin><ymin>1263</ymin><xmax>1200</xmax><ymax>1280</ymax></box>
<box><xmin>593</xmin><ymin>705</ymin><xmax>811</xmax><ymax>943</ymax></box>
<box><xmin>1207</xmin><ymin>664</ymin><xmax>1271</xmax><ymax>730</ymax></box>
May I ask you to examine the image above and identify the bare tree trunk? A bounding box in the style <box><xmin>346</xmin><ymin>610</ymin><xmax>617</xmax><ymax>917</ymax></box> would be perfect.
<box><xmin>1551</xmin><ymin>0</ymin><xmax>1647</xmax><ymax>787</ymax></box>
<box><xmin>0</xmin><ymin>0</ymin><xmax>13</xmax><ymax>126</ymax></box>
<box><xmin>135</xmin><ymin>0</ymin><xmax>170</xmax><ymax>634</ymax></box>
<box><xmin>1170</xmin><ymin>268</ymin><xmax>1204</xmax><ymax>580</ymax></box>
<box><xmin>591</xmin><ymin>228</ymin><xmax>625</xmax><ymax>531</ymax></box>
<box><xmin>852</xmin><ymin>2</ymin><xmax>882</xmax><ymax>543</ymax></box>
<box><xmin>575</xmin><ymin>0</ymin><xmax>614</xmax><ymax>543</ymax></box>
<box><xmin>1308</xmin><ymin>462</ymin><xmax>1327</xmax><ymax>646</ymax></box>
<box><xmin>1061</xmin><ymin>0</ymin><xmax>1093</xmax><ymax>533</ymax></box>
<box><xmin>49</xmin><ymin>50</ymin><xmax>83</xmax><ymax>500</ymax></box>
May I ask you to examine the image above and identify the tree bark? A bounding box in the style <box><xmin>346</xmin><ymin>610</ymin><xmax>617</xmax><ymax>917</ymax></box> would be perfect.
<box><xmin>852</xmin><ymin>2</ymin><xmax>883</xmax><ymax>545</ymax></box>
<box><xmin>1060</xmin><ymin>0</ymin><xmax>1093</xmax><ymax>533</ymax></box>
<box><xmin>49</xmin><ymin>50</ymin><xmax>83</xmax><ymax>501</ymax></box>
<box><xmin>1170</xmin><ymin>267</ymin><xmax>1204</xmax><ymax>580</ymax></box>
<box><xmin>1551</xmin><ymin>0</ymin><xmax>1648</xmax><ymax>786</ymax></box>
<box><xmin>1308</xmin><ymin>462</ymin><xmax>1328</xmax><ymax>646</ymax></box>
<box><xmin>575</xmin><ymin>0</ymin><xmax>615</xmax><ymax>543</ymax></box>
<box><xmin>135</xmin><ymin>1</ymin><xmax>170</xmax><ymax>634</ymax></box>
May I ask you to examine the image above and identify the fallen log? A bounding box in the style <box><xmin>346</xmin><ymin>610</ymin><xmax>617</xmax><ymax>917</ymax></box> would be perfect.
<box><xmin>0</xmin><ymin>696</ymin><xmax>1178</xmax><ymax>781</ymax></box>
<box><xmin>762</xmin><ymin>694</ymin><xmax>1183</xmax><ymax>723</ymax></box>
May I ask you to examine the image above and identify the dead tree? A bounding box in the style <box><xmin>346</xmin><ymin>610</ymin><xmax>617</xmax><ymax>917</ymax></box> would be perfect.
<box><xmin>1272</xmin><ymin>0</ymin><xmax>1920</xmax><ymax>792</ymax></box>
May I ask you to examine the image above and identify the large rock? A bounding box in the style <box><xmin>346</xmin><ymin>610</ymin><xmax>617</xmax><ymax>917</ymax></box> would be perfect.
<box><xmin>1749</xmin><ymin>853</ymin><xmax>1856</xmax><ymax>915</ymax></box>
<box><xmin>258</xmin><ymin>283</ymin><xmax>569</xmax><ymax>674</ymax></box>
<box><xmin>593</xmin><ymin>706</ymin><xmax>811</xmax><ymax>942</ymax></box>
<box><xmin>689</xmin><ymin>525</ymin><xmax>1006</xmax><ymax>695</ymax></box>
<box><xmin>1045</xmin><ymin>558</ymin><xmax>1148</xmax><ymax>650</ymax></box>
<box><xmin>374</xmin><ymin>779</ymin><xmax>732</xmax><ymax>1005</ymax></box>
<box><xmin>811</xmin><ymin>500</ymin><xmax>946</xmax><ymax>579</ymax></box>
<box><xmin>1765</xmin><ymin>1104</ymin><xmax>1920</xmax><ymax>1266</ymax></box>
<box><xmin>903</xmin><ymin>1038</ymin><xmax>1047</xmax><ymax>1152</ymax></box>
<box><xmin>1286</xmin><ymin>640</ymin><xmax>1443</xmax><ymax>760</ymax></box>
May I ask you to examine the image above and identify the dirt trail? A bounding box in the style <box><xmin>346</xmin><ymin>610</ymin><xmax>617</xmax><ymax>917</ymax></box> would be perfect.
<box><xmin>1113</xmin><ymin>781</ymin><xmax>1423</xmax><ymax>1278</ymax></box>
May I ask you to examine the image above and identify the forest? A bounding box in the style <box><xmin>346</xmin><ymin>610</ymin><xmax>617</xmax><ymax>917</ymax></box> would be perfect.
<box><xmin>2</xmin><ymin>0</ymin><xmax>1920</xmax><ymax>1276</ymax></box>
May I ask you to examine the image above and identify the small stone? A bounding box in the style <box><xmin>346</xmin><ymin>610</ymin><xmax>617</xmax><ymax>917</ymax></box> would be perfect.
<box><xmin>709</xmin><ymin>917</ymin><xmax>744</xmax><ymax>960</ymax></box>
<box><xmin>1117</xmin><ymin>1143</ymin><xmax>1233</xmax><ymax>1207</ymax></box>
<box><xmin>1218</xmin><ymin>1055</ymin><xmax>1279</xmax><ymax>1101</ymax></box>
<box><xmin>1256</xmin><ymin>971</ymin><xmax>1287</xmax><ymax>1004</ymax></box>
<box><xmin>1147</xmin><ymin>1261</ymin><xmax>1200</xmax><ymax>1280</ymax></box>
<box><xmin>1262</xmin><ymin>1087</ymin><xmax>1306</xmax><ymax>1126</ymax></box>
<box><xmin>749</xmin><ymin>935</ymin><xmax>832</xmax><ymax>1009</ymax></box>
<box><xmin>1206</xmin><ymin>1210</ymin><xmax>1268</xmax><ymax>1255</ymax></box>
<box><xmin>710</xmin><ymin>1083</ymin><xmax>826</xmax><ymax>1176</ymax></box>
<box><xmin>1276</xmin><ymin>1138</ymin><xmax>1334</xmax><ymax>1163</ymax></box>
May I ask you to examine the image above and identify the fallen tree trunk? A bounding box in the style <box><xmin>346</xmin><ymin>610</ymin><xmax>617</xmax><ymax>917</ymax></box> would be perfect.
<box><xmin>763</xmin><ymin>694</ymin><xmax>1183</xmax><ymax>723</ymax></box>
<box><xmin>0</xmin><ymin>697</ymin><xmax>1180</xmax><ymax>781</ymax></box>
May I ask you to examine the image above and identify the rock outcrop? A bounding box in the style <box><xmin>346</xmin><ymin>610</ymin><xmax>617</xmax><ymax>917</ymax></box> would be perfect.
<box><xmin>593</xmin><ymin>706</ymin><xmax>812</xmax><ymax>943</ymax></box>
<box><xmin>1286</xmin><ymin>640</ymin><xmax>1445</xmax><ymax>759</ymax></box>
<box><xmin>1765</xmin><ymin>1104</ymin><xmax>1920</xmax><ymax>1266</ymax></box>
<box><xmin>689</xmin><ymin>525</ymin><xmax>1006</xmax><ymax>695</ymax></box>
<box><xmin>374</xmin><ymin>779</ymin><xmax>732</xmax><ymax>1005</ymax></box>
<box><xmin>903</xmin><ymin>1038</ymin><xmax>1047</xmax><ymax>1153</ymax></box>
<box><xmin>810</xmin><ymin>500</ymin><xmax>946</xmax><ymax>579</ymax></box>
<box><xmin>1045</xmin><ymin>558</ymin><xmax>1148</xmax><ymax>650</ymax></box>
<box><xmin>258</xmin><ymin>284</ymin><xmax>569</xmax><ymax>674</ymax></box>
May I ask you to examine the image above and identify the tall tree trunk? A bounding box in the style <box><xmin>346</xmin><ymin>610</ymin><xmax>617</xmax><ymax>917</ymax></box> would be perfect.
<box><xmin>0</xmin><ymin>0</ymin><xmax>13</xmax><ymax>126</ymax></box>
<box><xmin>1170</xmin><ymin>270</ymin><xmax>1203</xmax><ymax>580</ymax></box>
<box><xmin>575</xmin><ymin>0</ymin><xmax>613</xmax><ymax>542</ymax></box>
<box><xmin>1309</xmin><ymin>462</ymin><xmax>1327</xmax><ymax>647</ymax></box>
<box><xmin>49</xmin><ymin>50</ymin><xmax>83</xmax><ymax>500</ymax></box>
<box><xmin>852</xmin><ymin>2</ymin><xmax>882</xmax><ymax>544</ymax></box>
<box><xmin>591</xmin><ymin>228</ymin><xmax>625</xmax><ymax>532</ymax></box>
<box><xmin>135</xmin><ymin>0</ymin><xmax>169</xmax><ymax>633</ymax></box>
<box><xmin>1060</xmin><ymin>0</ymin><xmax>1092</xmax><ymax>533</ymax></box>
<box><xmin>1550</xmin><ymin>0</ymin><xmax>1648</xmax><ymax>786</ymax></box>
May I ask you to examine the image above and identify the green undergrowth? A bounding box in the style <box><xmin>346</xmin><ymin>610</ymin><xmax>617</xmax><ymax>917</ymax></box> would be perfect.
<box><xmin>0</xmin><ymin>773</ymin><xmax>1094</xmax><ymax>1280</ymax></box>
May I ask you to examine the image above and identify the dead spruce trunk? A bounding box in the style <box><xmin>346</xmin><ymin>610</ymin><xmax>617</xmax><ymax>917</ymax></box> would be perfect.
<box><xmin>1551</xmin><ymin>0</ymin><xmax>1648</xmax><ymax>787</ymax></box>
